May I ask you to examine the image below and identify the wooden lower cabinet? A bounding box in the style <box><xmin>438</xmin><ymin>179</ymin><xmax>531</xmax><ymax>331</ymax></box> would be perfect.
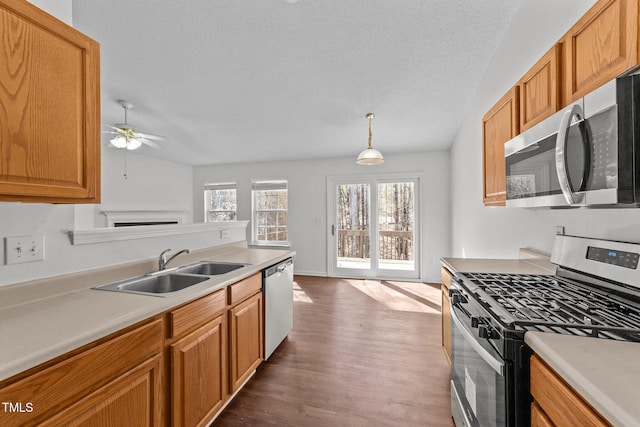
<box><xmin>0</xmin><ymin>273</ymin><xmax>267</xmax><ymax>426</ymax></box>
<box><xmin>170</xmin><ymin>315</ymin><xmax>226</xmax><ymax>427</ymax></box>
<box><xmin>229</xmin><ymin>291</ymin><xmax>263</xmax><ymax>393</ymax></box>
<box><xmin>0</xmin><ymin>319</ymin><xmax>163</xmax><ymax>427</ymax></box>
<box><xmin>530</xmin><ymin>354</ymin><xmax>611</xmax><ymax>426</ymax></box>
<box><xmin>531</xmin><ymin>401</ymin><xmax>554</xmax><ymax>427</ymax></box>
<box><xmin>440</xmin><ymin>267</ymin><xmax>452</xmax><ymax>366</ymax></box>
<box><xmin>42</xmin><ymin>356</ymin><xmax>162</xmax><ymax>427</ymax></box>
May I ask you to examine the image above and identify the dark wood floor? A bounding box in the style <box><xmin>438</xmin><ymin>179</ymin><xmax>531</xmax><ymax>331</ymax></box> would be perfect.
<box><xmin>212</xmin><ymin>275</ymin><xmax>454</xmax><ymax>426</ymax></box>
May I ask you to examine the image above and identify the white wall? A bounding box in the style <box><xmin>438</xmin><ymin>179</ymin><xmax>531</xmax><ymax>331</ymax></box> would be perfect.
<box><xmin>27</xmin><ymin>0</ymin><xmax>72</xmax><ymax>25</ymax></box>
<box><xmin>448</xmin><ymin>0</ymin><xmax>640</xmax><ymax>259</ymax></box>
<box><xmin>193</xmin><ymin>151</ymin><xmax>451</xmax><ymax>282</ymax></box>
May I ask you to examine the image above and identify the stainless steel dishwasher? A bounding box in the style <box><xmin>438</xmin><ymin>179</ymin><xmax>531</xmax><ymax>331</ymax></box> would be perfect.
<box><xmin>263</xmin><ymin>258</ymin><xmax>294</xmax><ymax>360</ymax></box>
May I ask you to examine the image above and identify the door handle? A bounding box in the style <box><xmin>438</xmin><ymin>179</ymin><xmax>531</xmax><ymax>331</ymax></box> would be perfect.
<box><xmin>556</xmin><ymin>103</ymin><xmax>586</xmax><ymax>205</ymax></box>
<box><xmin>331</xmin><ymin>225</ymin><xmax>335</xmax><ymax>236</ymax></box>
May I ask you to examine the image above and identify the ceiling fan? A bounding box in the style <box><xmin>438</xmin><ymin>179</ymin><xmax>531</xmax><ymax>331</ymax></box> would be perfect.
<box><xmin>103</xmin><ymin>100</ymin><xmax>166</xmax><ymax>150</ymax></box>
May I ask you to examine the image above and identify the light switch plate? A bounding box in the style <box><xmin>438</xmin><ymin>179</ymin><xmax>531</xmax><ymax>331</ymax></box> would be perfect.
<box><xmin>4</xmin><ymin>235</ymin><xmax>45</xmax><ymax>265</ymax></box>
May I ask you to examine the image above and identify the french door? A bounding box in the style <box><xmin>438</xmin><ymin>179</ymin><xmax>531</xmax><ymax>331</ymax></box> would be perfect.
<box><xmin>327</xmin><ymin>174</ymin><xmax>420</xmax><ymax>280</ymax></box>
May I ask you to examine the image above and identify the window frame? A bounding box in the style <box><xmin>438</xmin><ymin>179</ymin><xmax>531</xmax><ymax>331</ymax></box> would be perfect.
<box><xmin>204</xmin><ymin>182</ymin><xmax>238</xmax><ymax>222</ymax></box>
<box><xmin>251</xmin><ymin>179</ymin><xmax>289</xmax><ymax>246</ymax></box>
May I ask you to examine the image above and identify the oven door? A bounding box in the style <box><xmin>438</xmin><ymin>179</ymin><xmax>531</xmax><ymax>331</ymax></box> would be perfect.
<box><xmin>450</xmin><ymin>302</ymin><xmax>506</xmax><ymax>427</ymax></box>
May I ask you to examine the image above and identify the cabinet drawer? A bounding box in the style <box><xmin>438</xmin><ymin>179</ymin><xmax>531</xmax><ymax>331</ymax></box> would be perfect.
<box><xmin>0</xmin><ymin>319</ymin><xmax>162</xmax><ymax>426</ymax></box>
<box><xmin>169</xmin><ymin>288</ymin><xmax>226</xmax><ymax>338</ymax></box>
<box><xmin>228</xmin><ymin>273</ymin><xmax>262</xmax><ymax>306</ymax></box>
<box><xmin>530</xmin><ymin>355</ymin><xmax>610</xmax><ymax>426</ymax></box>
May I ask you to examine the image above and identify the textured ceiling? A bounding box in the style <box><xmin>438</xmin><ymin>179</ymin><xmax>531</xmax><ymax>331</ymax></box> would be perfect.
<box><xmin>72</xmin><ymin>0</ymin><xmax>518</xmax><ymax>166</ymax></box>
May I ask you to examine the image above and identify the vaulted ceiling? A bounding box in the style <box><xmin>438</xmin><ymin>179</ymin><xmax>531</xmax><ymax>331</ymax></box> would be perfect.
<box><xmin>72</xmin><ymin>0</ymin><xmax>518</xmax><ymax>166</ymax></box>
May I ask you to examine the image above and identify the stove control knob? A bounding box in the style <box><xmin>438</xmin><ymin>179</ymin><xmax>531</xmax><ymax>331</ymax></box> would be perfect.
<box><xmin>471</xmin><ymin>316</ymin><xmax>483</xmax><ymax>328</ymax></box>
<box><xmin>478</xmin><ymin>324</ymin><xmax>497</xmax><ymax>340</ymax></box>
<box><xmin>451</xmin><ymin>293</ymin><xmax>467</xmax><ymax>305</ymax></box>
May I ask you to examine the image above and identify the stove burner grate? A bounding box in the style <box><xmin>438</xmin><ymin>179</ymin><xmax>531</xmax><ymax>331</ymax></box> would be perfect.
<box><xmin>460</xmin><ymin>272</ymin><xmax>640</xmax><ymax>341</ymax></box>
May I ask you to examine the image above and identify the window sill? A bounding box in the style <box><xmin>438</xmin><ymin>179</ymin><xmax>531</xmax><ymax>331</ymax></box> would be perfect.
<box><xmin>249</xmin><ymin>242</ymin><xmax>291</xmax><ymax>249</ymax></box>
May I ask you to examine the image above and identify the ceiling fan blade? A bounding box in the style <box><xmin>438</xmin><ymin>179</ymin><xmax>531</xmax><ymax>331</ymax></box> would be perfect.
<box><xmin>101</xmin><ymin>130</ymin><xmax>119</xmax><ymax>135</ymax></box>
<box><xmin>135</xmin><ymin>132</ymin><xmax>166</xmax><ymax>141</ymax></box>
<box><xmin>138</xmin><ymin>138</ymin><xmax>163</xmax><ymax>150</ymax></box>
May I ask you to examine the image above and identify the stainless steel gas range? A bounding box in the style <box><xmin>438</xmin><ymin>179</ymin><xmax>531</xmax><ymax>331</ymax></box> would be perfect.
<box><xmin>449</xmin><ymin>235</ymin><xmax>640</xmax><ymax>427</ymax></box>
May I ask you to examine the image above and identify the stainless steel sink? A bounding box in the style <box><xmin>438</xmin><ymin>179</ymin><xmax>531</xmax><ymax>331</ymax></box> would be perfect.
<box><xmin>93</xmin><ymin>273</ymin><xmax>209</xmax><ymax>297</ymax></box>
<box><xmin>175</xmin><ymin>261</ymin><xmax>248</xmax><ymax>276</ymax></box>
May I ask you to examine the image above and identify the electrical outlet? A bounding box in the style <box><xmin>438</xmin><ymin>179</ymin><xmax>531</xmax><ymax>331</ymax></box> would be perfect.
<box><xmin>4</xmin><ymin>235</ymin><xmax>45</xmax><ymax>265</ymax></box>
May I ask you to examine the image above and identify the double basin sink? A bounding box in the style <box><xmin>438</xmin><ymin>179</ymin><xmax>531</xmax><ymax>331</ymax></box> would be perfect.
<box><xmin>93</xmin><ymin>261</ymin><xmax>249</xmax><ymax>297</ymax></box>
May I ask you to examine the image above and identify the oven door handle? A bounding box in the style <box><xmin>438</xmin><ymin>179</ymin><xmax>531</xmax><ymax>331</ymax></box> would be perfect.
<box><xmin>450</xmin><ymin>305</ymin><xmax>505</xmax><ymax>376</ymax></box>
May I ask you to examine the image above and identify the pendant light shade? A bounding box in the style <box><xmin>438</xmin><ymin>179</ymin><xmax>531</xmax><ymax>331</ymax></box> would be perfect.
<box><xmin>357</xmin><ymin>113</ymin><xmax>384</xmax><ymax>165</ymax></box>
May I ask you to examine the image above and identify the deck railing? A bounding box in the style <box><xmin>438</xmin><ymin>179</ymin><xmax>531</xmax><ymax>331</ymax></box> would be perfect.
<box><xmin>337</xmin><ymin>229</ymin><xmax>413</xmax><ymax>260</ymax></box>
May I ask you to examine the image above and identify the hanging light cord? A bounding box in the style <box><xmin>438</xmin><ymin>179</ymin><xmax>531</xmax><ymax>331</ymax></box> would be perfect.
<box><xmin>366</xmin><ymin>113</ymin><xmax>374</xmax><ymax>149</ymax></box>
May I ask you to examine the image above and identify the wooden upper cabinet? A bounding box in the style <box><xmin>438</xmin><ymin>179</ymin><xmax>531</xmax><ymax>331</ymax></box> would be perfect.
<box><xmin>0</xmin><ymin>0</ymin><xmax>100</xmax><ymax>203</ymax></box>
<box><xmin>519</xmin><ymin>45</ymin><xmax>560</xmax><ymax>131</ymax></box>
<box><xmin>562</xmin><ymin>0</ymin><xmax>638</xmax><ymax>104</ymax></box>
<box><xmin>482</xmin><ymin>86</ymin><xmax>519</xmax><ymax>206</ymax></box>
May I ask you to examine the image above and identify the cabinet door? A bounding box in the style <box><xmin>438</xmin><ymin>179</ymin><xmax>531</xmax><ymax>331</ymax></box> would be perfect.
<box><xmin>41</xmin><ymin>356</ymin><xmax>163</xmax><ymax>427</ymax></box>
<box><xmin>482</xmin><ymin>86</ymin><xmax>519</xmax><ymax>206</ymax></box>
<box><xmin>440</xmin><ymin>268</ymin><xmax>452</xmax><ymax>366</ymax></box>
<box><xmin>520</xmin><ymin>45</ymin><xmax>560</xmax><ymax>131</ymax></box>
<box><xmin>530</xmin><ymin>355</ymin><xmax>610</xmax><ymax>427</ymax></box>
<box><xmin>563</xmin><ymin>0</ymin><xmax>638</xmax><ymax>104</ymax></box>
<box><xmin>229</xmin><ymin>292</ymin><xmax>263</xmax><ymax>393</ymax></box>
<box><xmin>171</xmin><ymin>315</ymin><xmax>226</xmax><ymax>427</ymax></box>
<box><xmin>441</xmin><ymin>286</ymin><xmax>452</xmax><ymax>366</ymax></box>
<box><xmin>0</xmin><ymin>0</ymin><xmax>100</xmax><ymax>203</ymax></box>
<box><xmin>531</xmin><ymin>402</ymin><xmax>555</xmax><ymax>427</ymax></box>
<box><xmin>0</xmin><ymin>319</ymin><xmax>162</xmax><ymax>426</ymax></box>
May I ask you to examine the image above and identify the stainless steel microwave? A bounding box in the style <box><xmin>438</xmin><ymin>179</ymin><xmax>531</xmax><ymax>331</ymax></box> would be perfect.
<box><xmin>504</xmin><ymin>74</ymin><xmax>640</xmax><ymax>208</ymax></box>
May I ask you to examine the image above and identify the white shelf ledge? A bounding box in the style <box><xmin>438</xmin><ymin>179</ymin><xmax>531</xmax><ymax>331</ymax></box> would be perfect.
<box><xmin>67</xmin><ymin>221</ymin><xmax>249</xmax><ymax>245</ymax></box>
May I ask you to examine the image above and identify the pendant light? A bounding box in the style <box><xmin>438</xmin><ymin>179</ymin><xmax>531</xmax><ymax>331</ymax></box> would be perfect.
<box><xmin>356</xmin><ymin>113</ymin><xmax>384</xmax><ymax>165</ymax></box>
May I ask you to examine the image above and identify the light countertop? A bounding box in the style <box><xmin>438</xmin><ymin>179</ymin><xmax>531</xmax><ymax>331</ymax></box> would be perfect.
<box><xmin>526</xmin><ymin>332</ymin><xmax>640</xmax><ymax>427</ymax></box>
<box><xmin>441</xmin><ymin>248</ymin><xmax>557</xmax><ymax>276</ymax></box>
<box><xmin>0</xmin><ymin>242</ymin><xmax>294</xmax><ymax>382</ymax></box>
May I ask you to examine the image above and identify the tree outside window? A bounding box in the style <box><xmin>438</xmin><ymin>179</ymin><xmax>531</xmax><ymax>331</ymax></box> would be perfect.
<box><xmin>204</xmin><ymin>182</ymin><xmax>237</xmax><ymax>222</ymax></box>
<box><xmin>252</xmin><ymin>180</ymin><xmax>288</xmax><ymax>245</ymax></box>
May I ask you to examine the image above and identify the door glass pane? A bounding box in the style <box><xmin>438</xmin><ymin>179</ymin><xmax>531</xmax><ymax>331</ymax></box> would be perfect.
<box><xmin>377</xmin><ymin>182</ymin><xmax>414</xmax><ymax>271</ymax></box>
<box><xmin>337</xmin><ymin>184</ymin><xmax>370</xmax><ymax>269</ymax></box>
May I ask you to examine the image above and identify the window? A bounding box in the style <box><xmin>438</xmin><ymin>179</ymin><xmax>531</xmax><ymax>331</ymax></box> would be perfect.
<box><xmin>204</xmin><ymin>182</ymin><xmax>237</xmax><ymax>222</ymax></box>
<box><xmin>252</xmin><ymin>180</ymin><xmax>288</xmax><ymax>245</ymax></box>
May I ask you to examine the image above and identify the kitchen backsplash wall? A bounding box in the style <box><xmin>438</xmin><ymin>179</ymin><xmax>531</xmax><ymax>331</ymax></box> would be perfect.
<box><xmin>448</xmin><ymin>0</ymin><xmax>640</xmax><ymax>259</ymax></box>
<box><xmin>0</xmin><ymin>147</ymin><xmax>244</xmax><ymax>288</ymax></box>
<box><xmin>193</xmin><ymin>151</ymin><xmax>451</xmax><ymax>283</ymax></box>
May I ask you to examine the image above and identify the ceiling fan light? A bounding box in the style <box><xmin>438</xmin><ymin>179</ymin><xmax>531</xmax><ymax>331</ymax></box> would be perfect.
<box><xmin>357</xmin><ymin>148</ymin><xmax>384</xmax><ymax>165</ymax></box>
<box><xmin>126</xmin><ymin>138</ymin><xmax>142</xmax><ymax>150</ymax></box>
<box><xmin>110</xmin><ymin>135</ymin><xmax>127</xmax><ymax>148</ymax></box>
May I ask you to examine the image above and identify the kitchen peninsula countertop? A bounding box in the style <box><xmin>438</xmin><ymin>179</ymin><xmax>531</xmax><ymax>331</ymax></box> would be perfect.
<box><xmin>526</xmin><ymin>332</ymin><xmax>640</xmax><ymax>427</ymax></box>
<box><xmin>0</xmin><ymin>242</ymin><xmax>294</xmax><ymax>382</ymax></box>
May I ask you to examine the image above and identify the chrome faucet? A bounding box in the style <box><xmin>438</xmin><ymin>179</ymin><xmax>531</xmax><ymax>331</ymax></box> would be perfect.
<box><xmin>158</xmin><ymin>248</ymin><xmax>190</xmax><ymax>271</ymax></box>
